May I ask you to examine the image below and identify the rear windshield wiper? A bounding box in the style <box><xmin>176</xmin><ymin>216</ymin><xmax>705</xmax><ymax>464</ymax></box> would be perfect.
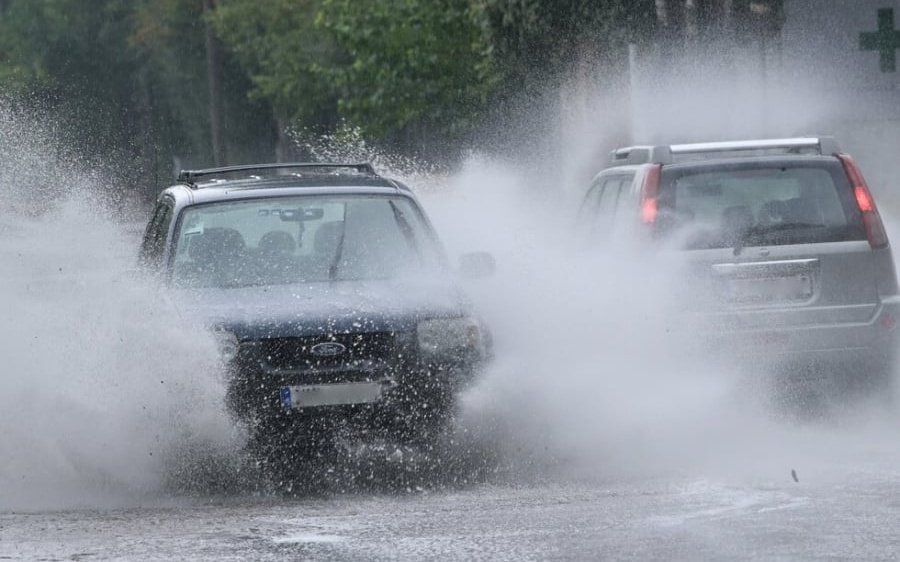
<box><xmin>751</xmin><ymin>222</ymin><xmax>827</xmax><ymax>232</ymax></box>
<box><xmin>733</xmin><ymin>222</ymin><xmax>827</xmax><ymax>255</ymax></box>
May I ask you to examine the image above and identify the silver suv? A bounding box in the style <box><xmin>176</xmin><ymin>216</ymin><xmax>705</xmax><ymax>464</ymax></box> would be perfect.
<box><xmin>579</xmin><ymin>138</ymin><xmax>900</xmax><ymax>396</ymax></box>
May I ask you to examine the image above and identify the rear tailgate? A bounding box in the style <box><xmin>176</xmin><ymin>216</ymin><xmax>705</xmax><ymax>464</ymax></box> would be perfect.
<box><xmin>656</xmin><ymin>157</ymin><xmax>881</xmax><ymax>331</ymax></box>
<box><xmin>683</xmin><ymin>241</ymin><xmax>878</xmax><ymax>330</ymax></box>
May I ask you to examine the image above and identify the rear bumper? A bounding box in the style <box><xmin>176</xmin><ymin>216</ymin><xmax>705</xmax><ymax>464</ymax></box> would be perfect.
<box><xmin>698</xmin><ymin>295</ymin><xmax>900</xmax><ymax>364</ymax></box>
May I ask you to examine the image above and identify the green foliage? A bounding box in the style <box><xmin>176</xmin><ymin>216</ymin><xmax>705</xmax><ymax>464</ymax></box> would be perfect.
<box><xmin>479</xmin><ymin>0</ymin><xmax>656</xmax><ymax>92</ymax></box>
<box><xmin>208</xmin><ymin>0</ymin><xmax>339</xmax><ymax>127</ymax></box>
<box><xmin>0</xmin><ymin>0</ymin><xmax>133</xmax><ymax>91</ymax></box>
<box><xmin>0</xmin><ymin>0</ymin><xmax>659</xmax><ymax>173</ymax></box>
<box><xmin>1</xmin><ymin>0</ymin><xmax>764</xmax><ymax>182</ymax></box>
<box><xmin>316</xmin><ymin>0</ymin><xmax>498</xmax><ymax>141</ymax></box>
<box><xmin>130</xmin><ymin>0</ymin><xmax>217</xmax><ymax>160</ymax></box>
<box><xmin>0</xmin><ymin>0</ymin><xmax>149</xmax><ymax>173</ymax></box>
<box><xmin>0</xmin><ymin>0</ymin><xmax>275</xmax><ymax>196</ymax></box>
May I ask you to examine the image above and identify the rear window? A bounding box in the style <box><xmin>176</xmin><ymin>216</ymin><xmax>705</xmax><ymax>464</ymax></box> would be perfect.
<box><xmin>655</xmin><ymin>161</ymin><xmax>866</xmax><ymax>249</ymax></box>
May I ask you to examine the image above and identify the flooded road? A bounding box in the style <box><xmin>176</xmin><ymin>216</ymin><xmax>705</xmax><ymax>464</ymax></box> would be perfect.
<box><xmin>4</xmin><ymin>446</ymin><xmax>900</xmax><ymax>561</ymax></box>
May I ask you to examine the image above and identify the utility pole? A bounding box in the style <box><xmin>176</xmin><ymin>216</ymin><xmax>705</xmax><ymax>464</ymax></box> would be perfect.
<box><xmin>656</xmin><ymin>0</ymin><xmax>687</xmax><ymax>48</ymax></box>
<box><xmin>203</xmin><ymin>0</ymin><xmax>224</xmax><ymax>166</ymax></box>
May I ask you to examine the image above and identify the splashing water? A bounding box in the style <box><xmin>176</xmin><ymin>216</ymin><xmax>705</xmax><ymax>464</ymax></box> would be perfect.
<box><xmin>0</xmin><ymin>108</ymin><xmax>241</xmax><ymax>511</ymax></box>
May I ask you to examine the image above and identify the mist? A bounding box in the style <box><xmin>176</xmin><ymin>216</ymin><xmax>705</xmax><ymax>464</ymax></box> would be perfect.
<box><xmin>416</xmin><ymin>47</ymin><xmax>900</xmax><ymax>487</ymax></box>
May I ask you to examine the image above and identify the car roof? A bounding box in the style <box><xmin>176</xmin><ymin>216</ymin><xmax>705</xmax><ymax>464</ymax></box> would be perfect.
<box><xmin>592</xmin><ymin>154</ymin><xmax>843</xmax><ymax>185</ymax></box>
<box><xmin>606</xmin><ymin>137</ymin><xmax>842</xmax><ymax>168</ymax></box>
<box><xmin>156</xmin><ymin>163</ymin><xmax>414</xmax><ymax>207</ymax></box>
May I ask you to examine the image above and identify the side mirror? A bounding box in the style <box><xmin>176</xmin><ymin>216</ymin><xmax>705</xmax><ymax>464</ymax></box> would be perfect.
<box><xmin>459</xmin><ymin>252</ymin><xmax>496</xmax><ymax>279</ymax></box>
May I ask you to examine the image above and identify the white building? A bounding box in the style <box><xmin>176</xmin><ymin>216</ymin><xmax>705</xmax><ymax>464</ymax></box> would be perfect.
<box><xmin>621</xmin><ymin>1</ymin><xmax>900</xmax><ymax>206</ymax></box>
<box><xmin>779</xmin><ymin>0</ymin><xmax>900</xmax><ymax>204</ymax></box>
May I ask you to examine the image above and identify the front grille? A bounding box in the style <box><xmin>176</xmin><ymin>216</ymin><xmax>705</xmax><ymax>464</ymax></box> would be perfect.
<box><xmin>252</xmin><ymin>332</ymin><xmax>396</xmax><ymax>372</ymax></box>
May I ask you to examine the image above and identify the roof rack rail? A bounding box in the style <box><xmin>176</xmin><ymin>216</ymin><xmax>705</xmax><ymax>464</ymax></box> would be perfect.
<box><xmin>609</xmin><ymin>146</ymin><xmax>673</xmax><ymax>166</ymax></box>
<box><xmin>177</xmin><ymin>162</ymin><xmax>377</xmax><ymax>187</ymax></box>
<box><xmin>669</xmin><ymin>137</ymin><xmax>841</xmax><ymax>156</ymax></box>
<box><xmin>609</xmin><ymin>137</ymin><xmax>841</xmax><ymax>166</ymax></box>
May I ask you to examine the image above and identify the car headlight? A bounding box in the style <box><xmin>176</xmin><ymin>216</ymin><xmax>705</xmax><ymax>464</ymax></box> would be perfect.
<box><xmin>416</xmin><ymin>317</ymin><xmax>483</xmax><ymax>360</ymax></box>
<box><xmin>212</xmin><ymin>329</ymin><xmax>240</xmax><ymax>363</ymax></box>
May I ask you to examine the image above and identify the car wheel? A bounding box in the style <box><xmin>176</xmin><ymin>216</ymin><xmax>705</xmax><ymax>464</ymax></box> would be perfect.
<box><xmin>244</xmin><ymin>415</ymin><xmax>338</xmax><ymax>489</ymax></box>
<box><xmin>855</xmin><ymin>355</ymin><xmax>898</xmax><ymax>410</ymax></box>
<box><xmin>390</xmin><ymin>385</ymin><xmax>457</xmax><ymax>449</ymax></box>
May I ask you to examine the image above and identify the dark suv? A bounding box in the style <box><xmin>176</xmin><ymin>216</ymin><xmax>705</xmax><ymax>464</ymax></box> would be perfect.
<box><xmin>579</xmin><ymin>138</ymin><xmax>900</xmax><ymax>396</ymax></box>
<box><xmin>139</xmin><ymin>163</ymin><xmax>492</xmax><ymax>462</ymax></box>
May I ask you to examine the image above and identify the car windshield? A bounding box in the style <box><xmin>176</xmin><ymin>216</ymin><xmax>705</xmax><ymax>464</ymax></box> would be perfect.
<box><xmin>171</xmin><ymin>195</ymin><xmax>443</xmax><ymax>288</ymax></box>
<box><xmin>655</xmin><ymin>162</ymin><xmax>867</xmax><ymax>249</ymax></box>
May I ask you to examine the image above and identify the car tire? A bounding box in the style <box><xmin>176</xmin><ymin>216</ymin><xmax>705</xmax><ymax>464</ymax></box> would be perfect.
<box><xmin>856</xmin><ymin>354</ymin><xmax>898</xmax><ymax>409</ymax></box>
<box><xmin>389</xmin><ymin>382</ymin><xmax>457</xmax><ymax>449</ymax></box>
<box><xmin>244</xmin><ymin>414</ymin><xmax>339</xmax><ymax>489</ymax></box>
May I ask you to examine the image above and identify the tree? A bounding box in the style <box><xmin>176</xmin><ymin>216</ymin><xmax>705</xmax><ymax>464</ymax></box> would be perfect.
<box><xmin>209</xmin><ymin>0</ymin><xmax>340</xmax><ymax>133</ymax></box>
<box><xmin>316</xmin><ymin>0</ymin><xmax>497</xmax><ymax>153</ymax></box>
<box><xmin>465</xmin><ymin>0</ymin><xmax>655</xmax><ymax>163</ymax></box>
<box><xmin>0</xmin><ymin>0</ymin><xmax>276</xmax><ymax>198</ymax></box>
<box><xmin>479</xmin><ymin>0</ymin><xmax>656</xmax><ymax>94</ymax></box>
<box><xmin>0</xmin><ymin>0</ymin><xmax>143</xmax><ymax>155</ymax></box>
<box><xmin>130</xmin><ymin>0</ymin><xmax>276</xmax><ymax>170</ymax></box>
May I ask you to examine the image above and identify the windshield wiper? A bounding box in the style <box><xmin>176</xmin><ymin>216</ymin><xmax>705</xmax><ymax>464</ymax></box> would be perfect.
<box><xmin>389</xmin><ymin>200</ymin><xmax>420</xmax><ymax>256</ymax></box>
<box><xmin>753</xmin><ymin>222</ymin><xmax>826</xmax><ymax>232</ymax></box>
<box><xmin>327</xmin><ymin>221</ymin><xmax>347</xmax><ymax>281</ymax></box>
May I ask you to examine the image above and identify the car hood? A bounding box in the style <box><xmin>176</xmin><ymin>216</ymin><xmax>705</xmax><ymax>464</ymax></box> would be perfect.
<box><xmin>173</xmin><ymin>278</ymin><xmax>471</xmax><ymax>340</ymax></box>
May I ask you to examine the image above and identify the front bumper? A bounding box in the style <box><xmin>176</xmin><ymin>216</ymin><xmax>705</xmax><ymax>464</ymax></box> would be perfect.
<box><xmin>222</xmin><ymin>332</ymin><xmax>481</xmax><ymax>440</ymax></box>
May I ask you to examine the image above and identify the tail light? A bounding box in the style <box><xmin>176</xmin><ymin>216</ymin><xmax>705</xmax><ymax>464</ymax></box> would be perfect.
<box><xmin>838</xmin><ymin>154</ymin><xmax>888</xmax><ymax>249</ymax></box>
<box><xmin>881</xmin><ymin>311</ymin><xmax>897</xmax><ymax>332</ymax></box>
<box><xmin>640</xmin><ymin>164</ymin><xmax>662</xmax><ymax>224</ymax></box>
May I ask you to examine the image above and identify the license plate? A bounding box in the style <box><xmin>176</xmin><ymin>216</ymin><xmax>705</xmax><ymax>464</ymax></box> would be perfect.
<box><xmin>280</xmin><ymin>382</ymin><xmax>385</xmax><ymax>409</ymax></box>
<box><xmin>724</xmin><ymin>274</ymin><xmax>813</xmax><ymax>304</ymax></box>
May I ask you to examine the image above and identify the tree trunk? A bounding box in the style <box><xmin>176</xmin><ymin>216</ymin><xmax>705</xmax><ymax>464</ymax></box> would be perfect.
<box><xmin>273</xmin><ymin>112</ymin><xmax>294</xmax><ymax>163</ymax></box>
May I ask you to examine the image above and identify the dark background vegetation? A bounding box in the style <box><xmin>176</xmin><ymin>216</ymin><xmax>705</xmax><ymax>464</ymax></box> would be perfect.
<box><xmin>0</xmin><ymin>0</ymin><xmax>783</xmax><ymax>201</ymax></box>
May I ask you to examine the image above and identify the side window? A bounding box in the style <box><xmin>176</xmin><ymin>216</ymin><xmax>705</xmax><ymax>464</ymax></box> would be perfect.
<box><xmin>582</xmin><ymin>175</ymin><xmax>632</xmax><ymax>239</ymax></box>
<box><xmin>139</xmin><ymin>201</ymin><xmax>174</xmax><ymax>268</ymax></box>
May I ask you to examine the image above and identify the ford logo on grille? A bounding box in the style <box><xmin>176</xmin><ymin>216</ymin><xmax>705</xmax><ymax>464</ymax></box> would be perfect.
<box><xmin>310</xmin><ymin>342</ymin><xmax>347</xmax><ymax>357</ymax></box>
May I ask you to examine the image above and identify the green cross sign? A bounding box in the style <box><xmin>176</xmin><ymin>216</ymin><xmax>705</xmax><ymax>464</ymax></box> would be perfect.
<box><xmin>861</xmin><ymin>8</ymin><xmax>900</xmax><ymax>72</ymax></box>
